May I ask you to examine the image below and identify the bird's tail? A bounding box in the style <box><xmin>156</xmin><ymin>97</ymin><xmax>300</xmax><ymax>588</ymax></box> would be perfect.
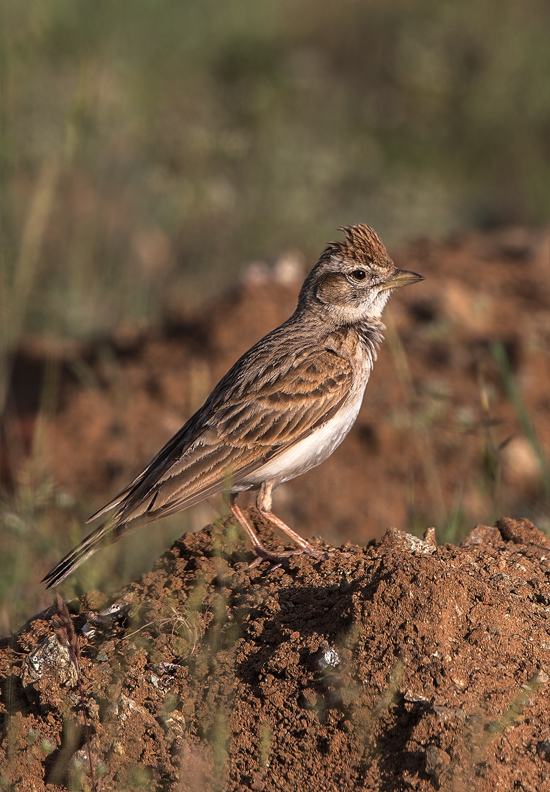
<box><xmin>42</xmin><ymin>519</ymin><xmax>131</xmax><ymax>589</ymax></box>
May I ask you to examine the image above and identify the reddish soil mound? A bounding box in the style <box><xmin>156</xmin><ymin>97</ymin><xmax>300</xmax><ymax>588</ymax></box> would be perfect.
<box><xmin>2</xmin><ymin>516</ymin><xmax>550</xmax><ymax>791</ymax></box>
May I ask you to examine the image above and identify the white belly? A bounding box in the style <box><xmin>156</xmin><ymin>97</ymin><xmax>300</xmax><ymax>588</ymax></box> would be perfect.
<box><xmin>237</xmin><ymin>384</ymin><xmax>365</xmax><ymax>490</ymax></box>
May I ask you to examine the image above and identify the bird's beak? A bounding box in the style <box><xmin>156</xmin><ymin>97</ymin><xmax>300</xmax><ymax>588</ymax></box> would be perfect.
<box><xmin>379</xmin><ymin>268</ymin><xmax>425</xmax><ymax>291</ymax></box>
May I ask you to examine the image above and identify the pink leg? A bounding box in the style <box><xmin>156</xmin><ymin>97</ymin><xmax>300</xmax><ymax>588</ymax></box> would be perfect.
<box><xmin>230</xmin><ymin>485</ymin><xmax>329</xmax><ymax>563</ymax></box>
<box><xmin>230</xmin><ymin>496</ymin><xmax>303</xmax><ymax>563</ymax></box>
<box><xmin>257</xmin><ymin>508</ymin><xmax>327</xmax><ymax>559</ymax></box>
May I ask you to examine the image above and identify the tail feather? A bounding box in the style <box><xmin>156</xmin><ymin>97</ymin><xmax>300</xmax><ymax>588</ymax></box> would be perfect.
<box><xmin>42</xmin><ymin>519</ymin><xmax>131</xmax><ymax>589</ymax></box>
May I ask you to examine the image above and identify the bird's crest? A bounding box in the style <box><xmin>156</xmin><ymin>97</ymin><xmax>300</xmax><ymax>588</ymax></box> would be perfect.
<box><xmin>322</xmin><ymin>224</ymin><xmax>388</xmax><ymax>267</ymax></box>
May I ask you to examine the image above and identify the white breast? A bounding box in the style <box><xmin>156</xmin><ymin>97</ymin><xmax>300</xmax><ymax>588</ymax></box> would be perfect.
<box><xmin>237</xmin><ymin>367</ymin><xmax>369</xmax><ymax>491</ymax></box>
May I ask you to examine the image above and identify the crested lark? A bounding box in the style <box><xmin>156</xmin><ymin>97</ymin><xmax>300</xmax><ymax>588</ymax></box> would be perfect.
<box><xmin>43</xmin><ymin>224</ymin><xmax>423</xmax><ymax>588</ymax></box>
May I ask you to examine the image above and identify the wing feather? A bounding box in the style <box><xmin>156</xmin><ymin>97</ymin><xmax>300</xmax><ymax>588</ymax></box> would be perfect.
<box><xmin>94</xmin><ymin>342</ymin><xmax>354</xmax><ymax>526</ymax></box>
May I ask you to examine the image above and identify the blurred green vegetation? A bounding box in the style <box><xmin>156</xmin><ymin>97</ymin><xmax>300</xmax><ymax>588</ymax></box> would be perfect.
<box><xmin>1</xmin><ymin>0</ymin><xmax>548</xmax><ymax>344</ymax></box>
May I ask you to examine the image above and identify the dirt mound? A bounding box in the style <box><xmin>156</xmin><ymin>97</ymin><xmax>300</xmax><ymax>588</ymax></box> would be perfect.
<box><xmin>2</xmin><ymin>516</ymin><xmax>550</xmax><ymax>791</ymax></box>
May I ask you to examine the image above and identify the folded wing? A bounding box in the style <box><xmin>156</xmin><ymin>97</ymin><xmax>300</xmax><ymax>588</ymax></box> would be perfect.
<box><xmin>92</xmin><ymin>343</ymin><xmax>353</xmax><ymax>525</ymax></box>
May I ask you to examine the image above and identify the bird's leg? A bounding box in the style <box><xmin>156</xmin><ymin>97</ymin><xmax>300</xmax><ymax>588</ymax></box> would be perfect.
<box><xmin>230</xmin><ymin>494</ymin><xmax>299</xmax><ymax>563</ymax></box>
<box><xmin>256</xmin><ymin>482</ymin><xmax>327</xmax><ymax>560</ymax></box>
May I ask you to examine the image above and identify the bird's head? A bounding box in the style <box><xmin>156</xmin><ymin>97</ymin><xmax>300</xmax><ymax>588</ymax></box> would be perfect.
<box><xmin>299</xmin><ymin>224</ymin><xmax>424</xmax><ymax>323</ymax></box>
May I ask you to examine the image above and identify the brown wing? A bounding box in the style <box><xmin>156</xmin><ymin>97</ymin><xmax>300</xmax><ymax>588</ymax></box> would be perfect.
<box><xmin>93</xmin><ymin>342</ymin><xmax>354</xmax><ymax>526</ymax></box>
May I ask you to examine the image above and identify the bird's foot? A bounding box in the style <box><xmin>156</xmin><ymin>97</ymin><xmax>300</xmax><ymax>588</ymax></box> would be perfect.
<box><xmin>230</xmin><ymin>498</ymin><xmax>329</xmax><ymax>569</ymax></box>
<box><xmin>248</xmin><ymin>544</ymin><xmax>329</xmax><ymax>571</ymax></box>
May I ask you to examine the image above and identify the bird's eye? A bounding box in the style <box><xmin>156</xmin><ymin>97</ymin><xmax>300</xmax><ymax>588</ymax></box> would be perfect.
<box><xmin>350</xmin><ymin>269</ymin><xmax>366</xmax><ymax>281</ymax></box>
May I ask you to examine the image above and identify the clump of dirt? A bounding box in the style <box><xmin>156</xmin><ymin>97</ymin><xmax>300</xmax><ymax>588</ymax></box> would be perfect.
<box><xmin>2</xmin><ymin>516</ymin><xmax>550</xmax><ymax>791</ymax></box>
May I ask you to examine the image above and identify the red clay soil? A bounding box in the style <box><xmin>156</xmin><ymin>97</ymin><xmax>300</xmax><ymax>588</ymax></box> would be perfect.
<box><xmin>2</xmin><ymin>516</ymin><xmax>550</xmax><ymax>791</ymax></box>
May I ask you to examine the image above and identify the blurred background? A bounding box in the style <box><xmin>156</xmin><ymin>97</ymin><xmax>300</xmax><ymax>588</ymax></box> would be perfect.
<box><xmin>1</xmin><ymin>0</ymin><xmax>549</xmax><ymax>628</ymax></box>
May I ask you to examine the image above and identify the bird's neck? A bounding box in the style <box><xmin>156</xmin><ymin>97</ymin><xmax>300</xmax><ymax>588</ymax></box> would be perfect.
<box><xmin>354</xmin><ymin>317</ymin><xmax>385</xmax><ymax>358</ymax></box>
<box><xmin>294</xmin><ymin>309</ymin><xmax>385</xmax><ymax>364</ymax></box>
<box><xmin>340</xmin><ymin>318</ymin><xmax>385</xmax><ymax>369</ymax></box>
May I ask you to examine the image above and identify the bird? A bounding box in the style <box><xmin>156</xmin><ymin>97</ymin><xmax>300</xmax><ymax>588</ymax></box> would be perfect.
<box><xmin>42</xmin><ymin>224</ymin><xmax>423</xmax><ymax>588</ymax></box>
